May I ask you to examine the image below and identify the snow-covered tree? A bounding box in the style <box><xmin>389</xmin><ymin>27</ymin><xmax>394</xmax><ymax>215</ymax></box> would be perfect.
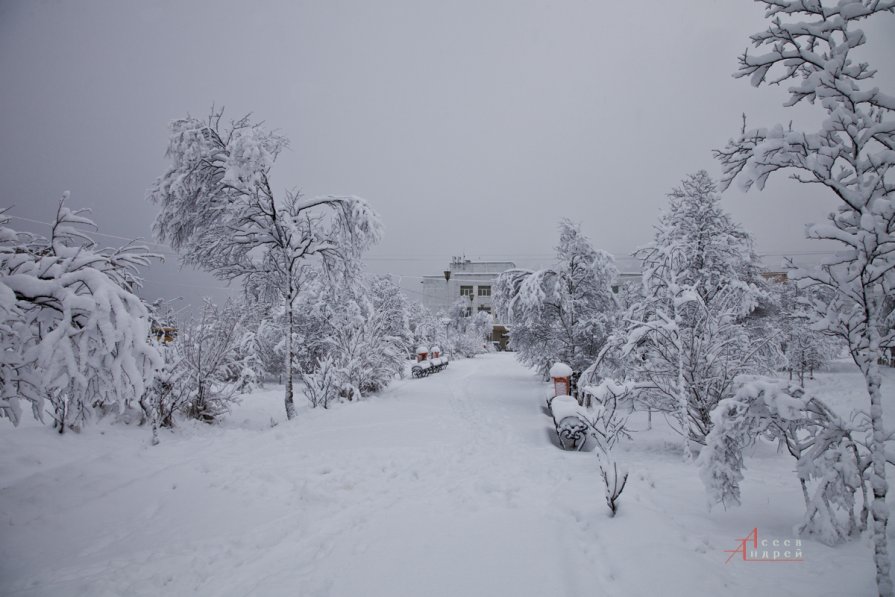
<box><xmin>437</xmin><ymin>299</ymin><xmax>493</xmax><ymax>358</ymax></box>
<box><xmin>770</xmin><ymin>281</ymin><xmax>842</xmax><ymax>385</ymax></box>
<box><xmin>407</xmin><ymin>301</ymin><xmax>439</xmax><ymax>350</ymax></box>
<box><xmin>714</xmin><ymin>3</ymin><xmax>895</xmax><ymax>591</ymax></box>
<box><xmin>368</xmin><ymin>275</ymin><xmax>414</xmax><ymax>353</ymax></box>
<box><xmin>494</xmin><ymin>219</ymin><xmax>618</xmax><ymax>376</ymax></box>
<box><xmin>638</xmin><ymin>171</ymin><xmax>763</xmax><ymax>308</ymax></box>
<box><xmin>470</xmin><ymin>310</ymin><xmax>494</xmax><ymax>346</ymax></box>
<box><xmin>0</xmin><ymin>197</ymin><xmax>161</xmax><ymax>432</ymax></box>
<box><xmin>147</xmin><ymin>109</ymin><xmax>382</xmax><ymax>420</ymax></box>
<box><xmin>599</xmin><ymin>172</ymin><xmax>772</xmax><ymax>449</ymax></box>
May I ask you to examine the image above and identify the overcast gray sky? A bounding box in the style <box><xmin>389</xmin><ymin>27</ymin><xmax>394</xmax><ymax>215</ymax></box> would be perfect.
<box><xmin>1</xmin><ymin>0</ymin><xmax>893</xmax><ymax>308</ymax></box>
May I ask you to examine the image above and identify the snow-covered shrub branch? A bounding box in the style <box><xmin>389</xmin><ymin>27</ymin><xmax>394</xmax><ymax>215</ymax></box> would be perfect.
<box><xmin>699</xmin><ymin>375</ymin><xmax>870</xmax><ymax>546</ymax></box>
<box><xmin>578</xmin><ymin>378</ymin><xmax>634</xmax><ymax>452</ymax></box>
<box><xmin>0</xmin><ymin>197</ymin><xmax>161</xmax><ymax>432</ymax></box>
<box><xmin>177</xmin><ymin>299</ymin><xmax>254</xmax><ymax>423</ymax></box>
<box><xmin>301</xmin><ymin>355</ymin><xmax>338</xmax><ymax>409</ymax></box>
<box><xmin>599</xmin><ymin>457</ymin><xmax>628</xmax><ymax>518</ymax></box>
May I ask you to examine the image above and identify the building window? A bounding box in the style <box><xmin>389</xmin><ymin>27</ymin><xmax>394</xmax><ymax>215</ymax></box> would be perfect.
<box><xmin>477</xmin><ymin>285</ymin><xmax>491</xmax><ymax>297</ymax></box>
<box><xmin>478</xmin><ymin>305</ymin><xmax>491</xmax><ymax>314</ymax></box>
<box><xmin>460</xmin><ymin>285</ymin><xmax>473</xmax><ymax>297</ymax></box>
<box><xmin>465</xmin><ymin>307</ymin><xmax>472</xmax><ymax>317</ymax></box>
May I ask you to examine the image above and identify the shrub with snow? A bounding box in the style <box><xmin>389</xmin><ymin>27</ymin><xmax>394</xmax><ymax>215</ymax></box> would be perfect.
<box><xmin>0</xmin><ymin>198</ymin><xmax>160</xmax><ymax>432</ymax></box>
<box><xmin>698</xmin><ymin>375</ymin><xmax>869</xmax><ymax>545</ymax></box>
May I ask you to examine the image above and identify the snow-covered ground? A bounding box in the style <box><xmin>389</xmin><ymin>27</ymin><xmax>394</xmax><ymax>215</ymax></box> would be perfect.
<box><xmin>0</xmin><ymin>353</ymin><xmax>889</xmax><ymax>596</ymax></box>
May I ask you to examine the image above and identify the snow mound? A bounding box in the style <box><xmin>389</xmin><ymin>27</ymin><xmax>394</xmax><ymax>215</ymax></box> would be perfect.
<box><xmin>550</xmin><ymin>395</ymin><xmax>582</xmax><ymax>423</ymax></box>
<box><xmin>549</xmin><ymin>362</ymin><xmax>573</xmax><ymax>378</ymax></box>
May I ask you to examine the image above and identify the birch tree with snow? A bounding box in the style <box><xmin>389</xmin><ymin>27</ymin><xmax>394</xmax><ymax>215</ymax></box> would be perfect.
<box><xmin>714</xmin><ymin>2</ymin><xmax>895</xmax><ymax>592</ymax></box>
<box><xmin>147</xmin><ymin>110</ymin><xmax>382</xmax><ymax>420</ymax></box>
<box><xmin>0</xmin><ymin>197</ymin><xmax>160</xmax><ymax>432</ymax></box>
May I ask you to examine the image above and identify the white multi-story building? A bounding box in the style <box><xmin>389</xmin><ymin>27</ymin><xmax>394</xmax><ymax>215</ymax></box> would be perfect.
<box><xmin>420</xmin><ymin>257</ymin><xmax>515</xmax><ymax>315</ymax></box>
<box><xmin>420</xmin><ymin>257</ymin><xmax>516</xmax><ymax>347</ymax></box>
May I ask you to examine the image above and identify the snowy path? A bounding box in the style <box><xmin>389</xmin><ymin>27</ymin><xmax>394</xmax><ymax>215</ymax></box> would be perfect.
<box><xmin>0</xmin><ymin>353</ymin><xmax>882</xmax><ymax>596</ymax></box>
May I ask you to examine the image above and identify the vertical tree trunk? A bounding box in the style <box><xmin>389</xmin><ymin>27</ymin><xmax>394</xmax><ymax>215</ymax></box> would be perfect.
<box><xmin>867</xmin><ymin>370</ymin><xmax>891</xmax><ymax>596</ymax></box>
<box><xmin>673</xmin><ymin>297</ymin><xmax>691</xmax><ymax>461</ymax></box>
<box><xmin>56</xmin><ymin>398</ymin><xmax>65</xmax><ymax>435</ymax></box>
<box><xmin>284</xmin><ymin>285</ymin><xmax>296</xmax><ymax>420</ymax></box>
<box><xmin>860</xmin><ymin>327</ymin><xmax>893</xmax><ymax>596</ymax></box>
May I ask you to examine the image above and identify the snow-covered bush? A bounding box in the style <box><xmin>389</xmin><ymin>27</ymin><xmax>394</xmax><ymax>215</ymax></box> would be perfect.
<box><xmin>407</xmin><ymin>301</ymin><xmax>439</xmax><ymax>352</ymax></box>
<box><xmin>698</xmin><ymin>376</ymin><xmax>869</xmax><ymax>545</ymax></box>
<box><xmin>437</xmin><ymin>299</ymin><xmax>490</xmax><ymax>358</ymax></box>
<box><xmin>252</xmin><ymin>315</ymin><xmax>286</xmax><ymax>382</ymax></box>
<box><xmin>494</xmin><ymin>219</ymin><xmax>618</xmax><ymax>376</ymax></box>
<box><xmin>176</xmin><ymin>299</ymin><xmax>252</xmax><ymax>423</ymax></box>
<box><xmin>0</xmin><ymin>198</ymin><xmax>160</xmax><ymax>432</ymax></box>
<box><xmin>292</xmin><ymin>273</ymin><xmax>410</xmax><ymax>403</ymax></box>
<box><xmin>139</xmin><ymin>340</ymin><xmax>187</xmax><ymax>443</ymax></box>
<box><xmin>301</xmin><ymin>355</ymin><xmax>338</xmax><ymax>409</ymax></box>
